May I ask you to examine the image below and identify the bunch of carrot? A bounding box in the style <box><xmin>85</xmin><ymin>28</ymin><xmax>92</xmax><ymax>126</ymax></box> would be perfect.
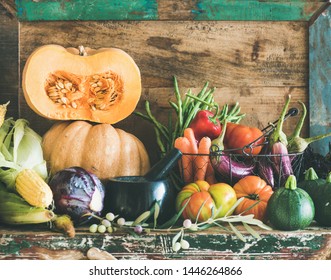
<box><xmin>174</xmin><ymin>128</ymin><xmax>217</xmax><ymax>185</ymax></box>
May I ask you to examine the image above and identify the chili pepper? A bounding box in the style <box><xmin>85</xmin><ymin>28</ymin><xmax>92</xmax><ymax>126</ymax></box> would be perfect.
<box><xmin>189</xmin><ymin>110</ymin><xmax>222</xmax><ymax>143</ymax></box>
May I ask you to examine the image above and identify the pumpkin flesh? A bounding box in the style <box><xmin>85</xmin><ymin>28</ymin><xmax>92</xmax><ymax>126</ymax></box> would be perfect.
<box><xmin>23</xmin><ymin>45</ymin><xmax>141</xmax><ymax>124</ymax></box>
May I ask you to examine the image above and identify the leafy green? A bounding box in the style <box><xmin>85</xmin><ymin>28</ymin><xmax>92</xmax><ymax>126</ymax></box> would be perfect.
<box><xmin>0</xmin><ymin>118</ymin><xmax>48</xmax><ymax>190</ymax></box>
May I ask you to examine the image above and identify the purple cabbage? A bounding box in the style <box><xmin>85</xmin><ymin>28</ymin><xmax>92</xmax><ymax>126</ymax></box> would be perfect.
<box><xmin>49</xmin><ymin>166</ymin><xmax>105</xmax><ymax>225</ymax></box>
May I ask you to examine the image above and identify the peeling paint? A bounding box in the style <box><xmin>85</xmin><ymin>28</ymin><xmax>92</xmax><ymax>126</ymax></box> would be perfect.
<box><xmin>309</xmin><ymin>4</ymin><xmax>331</xmax><ymax>155</ymax></box>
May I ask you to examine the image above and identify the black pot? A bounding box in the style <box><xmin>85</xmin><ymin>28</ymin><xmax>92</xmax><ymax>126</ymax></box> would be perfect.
<box><xmin>103</xmin><ymin>148</ymin><xmax>182</xmax><ymax>223</ymax></box>
<box><xmin>103</xmin><ymin>176</ymin><xmax>177</xmax><ymax>223</ymax></box>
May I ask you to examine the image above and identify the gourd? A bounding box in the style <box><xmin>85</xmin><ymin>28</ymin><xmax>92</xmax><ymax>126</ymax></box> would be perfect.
<box><xmin>42</xmin><ymin>121</ymin><xmax>150</xmax><ymax>181</ymax></box>
<box><xmin>22</xmin><ymin>45</ymin><xmax>141</xmax><ymax>124</ymax></box>
<box><xmin>298</xmin><ymin>168</ymin><xmax>331</xmax><ymax>226</ymax></box>
<box><xmin>266</xmin><ymin>175</ymin><xmax>315</xmax><ymax>231</ymax></box>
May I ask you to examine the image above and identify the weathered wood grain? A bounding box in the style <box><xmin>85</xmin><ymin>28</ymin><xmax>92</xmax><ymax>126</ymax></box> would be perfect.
<box><xmin>14</xmin><ymin>0</ymin><xmax>329</xmax><ymax>21</ymax></box>
<box><xmin>0</xmin><ymin>225</ymin><xmax>330</xmax><ymax>260</ymax></box>
<box><xmin>0</xmin><ymin>0</ymin><xmax>16</xmax><ymax>18</ymax></box>
<box><xmin>309</xmin><ymin>5</ymin><xmax>331</xmax><ymax>156</ymax></box>
<box><xmin>18</xmin><ymin>20</ymin><xmax>309</xmax><ymax>161</ymax></box>
<box><xmin>0</xmin><ymin>4</ymin><xmax>18</xmax><ymax>119</ymax></box>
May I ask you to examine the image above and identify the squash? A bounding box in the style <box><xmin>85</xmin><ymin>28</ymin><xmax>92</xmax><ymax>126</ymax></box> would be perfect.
<box><xmin>22</xmin><ymin>45</ymin><xmax>141</xmax><ymax>124</ymax></box>
<box><xmin>298</xmin><ymin>168</ymin><xmax>331</xmax><ymax>226</ymax></box>
<box><xmin>266</xmin><ymin>175</ymin><xmax>315</xmax><ymax>231</ymax></box>
<box><xmin>233</xmin><ymin>175</ymin><xmax>273</xmax><ymax>222</ymax></box>
<box><xmin>42</xmin><ymin>121</ymin><xmax>150</xmax><ymax>181</ymax></box>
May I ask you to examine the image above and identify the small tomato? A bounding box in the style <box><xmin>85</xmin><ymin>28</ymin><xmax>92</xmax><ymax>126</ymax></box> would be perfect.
<box><xmin>176</xmin><ymin>180</ymin><xmax>237</xmax><ymax>222</ymax></box>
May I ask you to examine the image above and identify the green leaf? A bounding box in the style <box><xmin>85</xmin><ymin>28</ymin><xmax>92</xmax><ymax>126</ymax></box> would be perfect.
<box><xmin>0</xmin><ymin>118</ymin><xmax>48</xmax><ymax>190</ymax></box>
<box><xmin>195</xmin><ymin>198</ymin><xmax>209</xmax><ymax>224</ymax></box>
<box><xmin>153</xmin><ymin>201</ymin><xmax>160</xmax><ymax>229</ymax></box>
<box><xmin>224</xmin><ymin>197</ymin><xmax>244</xmax><ymax>217</ymax></box>
<box><xmin>229</xmin><ymin>222</ymin><xmax>246</xmax><ymax>242</ymax></box>
<box><xmin>243</xmin><ymin>222</ymin><xmax>261</xmax><ymax>240</ymax></box>
<box><xmin>244</xmin><ymin>218</ymin><xmax>273</xmax><ymax>230</ymax></box>
<box><xmin>212</xmin><ymin>204</ymin><xmax>223</xmax><ymax>219</ymax></box>
<box><xmin>172</xmin><ymin>229</ymin><xmax>183</xmax><ymax>248</ymax></box>
<box><xmin>158</xmin><ymin>197</ymin><xmax>191</xmax><ymax>229</ymax></box>
<box><xmin>221</xmin><ymin>214</ymin><xmax>255</xmax><ymax>223</ymax></box>
<box><xmin>212</xmin><ymin>221</ymin><xmax>231</xmax><ymax>232</ymax></box>
<box><xmin>132</xmin><ymin>210</ymin><xmax>151</xmax><ymax>226</ymax></box>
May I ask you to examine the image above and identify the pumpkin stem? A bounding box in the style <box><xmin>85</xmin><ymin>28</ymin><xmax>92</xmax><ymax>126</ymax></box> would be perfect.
<box><xmin>304</xmin><ymin>167</ymin><xmax>319</xmax><ymax>181</ymax></box>
<box><xmin>245</xmin><ymin>193</ymin><xmax>259</xmax><ymax>201</ymax></box>
<box><xmin>326</xmin><ymin>172</ymin><xmax>331</xmax><ymax>183</ymax></box>
<box><xmin>78</xmin><ymin>46</ymin><xmax>87</xmax><ymax>56</ymax></box>
<box><xmin>284</xmin><ymin>175</ymin><xmax>297</xmax><ymax>190</ymax></box>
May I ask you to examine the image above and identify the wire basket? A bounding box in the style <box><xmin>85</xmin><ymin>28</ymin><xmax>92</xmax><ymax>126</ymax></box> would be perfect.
<box><xmin>177</xmin><ymin>107</ymin><xmax>303</xmax><ymax>189</ymax></box>
<box><xmin>178</xmin><ymin>149</ymin><xmax>303</xmax><ymax>189</ymax></box>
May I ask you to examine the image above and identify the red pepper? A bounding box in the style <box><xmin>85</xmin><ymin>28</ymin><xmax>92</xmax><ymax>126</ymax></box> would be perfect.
<box><xmin>189</xmin><ymin>110</ymin><xmax>222</xmax><ymax>143</ymax></box>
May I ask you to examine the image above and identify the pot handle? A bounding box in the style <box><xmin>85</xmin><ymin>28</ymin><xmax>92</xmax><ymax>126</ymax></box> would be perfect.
<box><xmin>144</xmin><ymin>148</ymin><xmax>182</xmax><ymax>181</ymax></box>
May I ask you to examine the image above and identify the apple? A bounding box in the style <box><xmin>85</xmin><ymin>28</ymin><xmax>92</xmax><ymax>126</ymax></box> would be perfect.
<box><xmin>175</xmin><ymin>180</ymin><xmax>237</xmax><ymax>222</ymax></box>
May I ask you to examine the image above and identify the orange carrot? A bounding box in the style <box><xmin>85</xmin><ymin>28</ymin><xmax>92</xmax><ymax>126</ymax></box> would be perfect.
<box><xmin>183</xmin><ymin>128</ymin><xmax>198</xmax><ymax>154</ymax></box>
<box><xmin>205</xmin><ymin>160</ymin><xmax>217</xmax><ymax>185</ymax></box>
<box><xmin>174</xmin><ymin>137</ymin><xmax>193</xmax><ymax>183</ymax></box>
<box><xmin>194</xmin><ymin>136</ymin><xmax>212</xmax><ymax>181</ymax></box>
<box><xmin>183</xmin><ymin>128</ymin><xmax>199</xmax><ymax>182</ymax></box>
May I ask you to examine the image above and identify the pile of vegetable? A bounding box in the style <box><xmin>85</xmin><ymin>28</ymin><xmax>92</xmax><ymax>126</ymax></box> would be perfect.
<box><xmin>1</xmin><ymin>42</ymin><xmax>331</xmax><ymax>253</ymax></box>
<box><xmin>0</xmin><ymin>45</ymin><xmax>151</xmax><ymax>237</ymax></box>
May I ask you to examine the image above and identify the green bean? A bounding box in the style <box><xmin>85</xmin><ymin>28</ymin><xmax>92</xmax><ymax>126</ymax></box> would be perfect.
<box><xmin>197</xmin><ymin>81</ymin><xmax>210</xmax><ymax>99</ymax></box>
<box><xmin>181</xmin><ymin>88</ymin><xmax>214</xmax><ymax>134</ymax></box>
<box><xmin>173</xmin><ymin>77</ymin><xmax>183</xmax><ymax>138</ymax></box>
<box><xmin>154</xmin><ymin>127</ymin><xmax>166</xmax><ymax>154</ymax></box>
<box><xmin>144</xmin><ymin>101</ymin><xmax>170</xmax><ymax>142</ymax></box>
<box><xmin>182</xmin><ymin>88</ymin><xmax>193</xmax><ymax>112</ymax></box>
<box><xmin>169</xmin><ymin>101</ymin><xmax>179</xmax><ymax>112</ymax></box>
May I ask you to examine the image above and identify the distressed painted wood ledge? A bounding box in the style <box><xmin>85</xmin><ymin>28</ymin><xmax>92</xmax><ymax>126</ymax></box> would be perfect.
<box><xmin>14</xmin><ymin>0</ymin><xmax>330</xmax><ymax>21</ymax></box>
<box><xmin>0</xmin><ymin>225</ymin><xmax>331</xmax><ymax>260</ymax></box>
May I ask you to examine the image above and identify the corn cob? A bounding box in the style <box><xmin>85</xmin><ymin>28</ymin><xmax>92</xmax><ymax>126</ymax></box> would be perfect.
<box><xmin>0</xmin><ymin>186</ymin><xmax>55</xmax><ymax>225</ymax></box>
<box><xmin>0</xmin><ymin>101</ymin><xmax>9</xmax><ymax>127</ymax></box>
<box><xmin>15</xmin><ymin>169</ymin><xmax>53</xmax><ymax>208</ymax></box>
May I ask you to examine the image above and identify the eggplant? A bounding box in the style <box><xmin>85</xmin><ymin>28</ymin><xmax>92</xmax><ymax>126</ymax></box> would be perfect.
<box><xmin>210</xmin><ymin>152</ymin><xmax>255</xmax><ymax>183</ymax></box>
<box><xmin>267</xmin><ymin>95</ymin><xmax>294</xmax><ymax>187</ymax></box>
<box><xmin>257</xmin><ymin>155</ymin><xmax>275</xmax><ymax>189</ymax></box>
<box><xmin>271</xmin><ymin>142</ymin><xmax>294</xmax><ymax>187</ymax></box>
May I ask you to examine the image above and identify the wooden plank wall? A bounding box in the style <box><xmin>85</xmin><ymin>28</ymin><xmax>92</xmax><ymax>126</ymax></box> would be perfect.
<box><xmin>18</xmin><ymin>20</ymin><xmax>309</xmax><ymax>162</ymax></box>
<box><xmin>2</xmin><ymin>1</ymin><xmax>331</xmax><ymax>162</ymax></box>
<box><xmin>0</xmin><ymin>3</ymin><xmax>18</xmax><ymax>119</ymax></box>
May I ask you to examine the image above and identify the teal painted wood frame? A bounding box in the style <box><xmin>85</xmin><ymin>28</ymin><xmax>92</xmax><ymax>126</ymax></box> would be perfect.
<box><xmin>14</xmin><ymin>0</ymin><xmax>331</xmax><ymax>155</ymax></box>
<box><xmin>15</xmin><ymin>0</ymin><xmax>330</xmax><ymax>21</ymax></box>
<box><xmin>309</xmin><ymin>4</ymin><xmax>331</xmax><ymax>156</ymax></box>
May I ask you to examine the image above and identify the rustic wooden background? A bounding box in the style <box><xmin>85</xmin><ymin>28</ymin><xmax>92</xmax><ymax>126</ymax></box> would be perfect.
<box><xmin>0</xmin><ymin>0</ymin><xmax>331</xmax><ymax>261</ymax></box>
<box><xmin>1</xmin><ymin>1</ymin><xmax>330</xmax><ymax>163</ymax></box>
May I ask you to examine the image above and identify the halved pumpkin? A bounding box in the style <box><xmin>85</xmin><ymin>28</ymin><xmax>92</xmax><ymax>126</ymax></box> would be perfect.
<box><xmin>22</xmin><ymin>45</ymin><xmax>141</xmax><ymax>124</ymax></box>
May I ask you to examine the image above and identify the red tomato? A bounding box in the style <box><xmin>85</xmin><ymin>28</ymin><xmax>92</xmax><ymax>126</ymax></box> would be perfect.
<box><xmin>224</xmin><ymin>122</ymin><xmax>265</xmax><ymax>155</ymax></box>
<box><xmin>233</xmin><ymin>175</ymin><xmax>273</xmax><ymax>221</ymax></box>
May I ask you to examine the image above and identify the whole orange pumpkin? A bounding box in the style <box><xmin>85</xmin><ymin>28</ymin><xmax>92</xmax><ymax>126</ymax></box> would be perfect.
<box><xmin>233</xmin><ymin>175</ymin><xmax>273</xmax><ymax>222</ymax></box>
<box><xmin>42</xmin><ymin>120</ymin><xmax>150</xmax><ymax>180</ymax></box>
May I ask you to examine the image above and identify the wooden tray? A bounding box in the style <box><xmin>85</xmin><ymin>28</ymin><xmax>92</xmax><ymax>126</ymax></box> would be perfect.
<box><xmin>0</xmin><ymin>0</ymin><xmax>330</xmax><ymax>260</ymax></box>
